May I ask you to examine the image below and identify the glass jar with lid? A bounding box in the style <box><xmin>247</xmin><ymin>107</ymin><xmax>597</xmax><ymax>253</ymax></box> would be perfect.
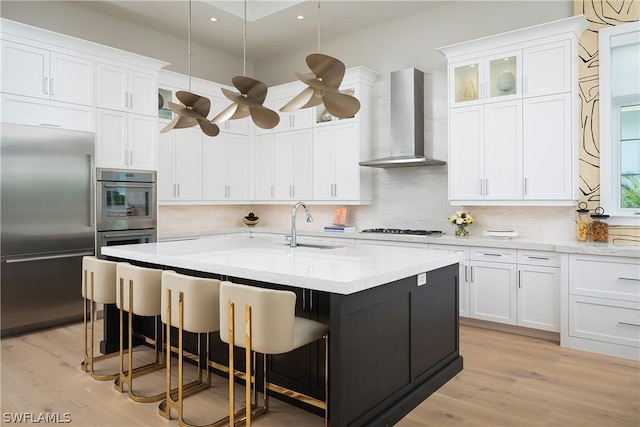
<box><xmin>589</xmin><ymin>207</ymin><xmax>610</xmax><ymax>242</ymax></box>
<box><xmin>575</xmin><ymin>202</ymin><xmax>590</xmax><ymax>242</ymax></box>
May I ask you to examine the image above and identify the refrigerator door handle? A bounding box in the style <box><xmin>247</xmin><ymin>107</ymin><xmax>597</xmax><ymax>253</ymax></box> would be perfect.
<box><xmin>4</xmin><ymin>251</ymin><xmax>94</xmax><ymax>264</ymax></box>
<box><xmin>88</xmin><ymin>154</ymin><xmax>94</xmax><ymax>227</ymax></box>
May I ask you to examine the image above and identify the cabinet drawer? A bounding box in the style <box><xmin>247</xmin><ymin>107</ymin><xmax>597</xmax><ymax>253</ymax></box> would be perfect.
<box><xmin>569</xmin><ymin>295</ymin><xmax>640</xmax><ymax>348</ymax></box>
<box><xmin>517</xmin><ymin>250</ymin><xmax>560</xmax><ymax>267</ymax></box>
<box><xmin>1</xmin><ymin>93</ymin><xmax>94</xmax><ymax>132</ymax></box>
<box><xmin>429</xmin><ymin>244</ymin><xmax>470</xmax><ymax>259</ymax></box>
<box><xmin>569</xmin><ymin>254</ymin><xmax>640</xmax><ymax>302</ymax></box>
<box><xmin>470</xmin><ymin>246</ymin><xmax>516</xmax><ymax>263</ymax></box>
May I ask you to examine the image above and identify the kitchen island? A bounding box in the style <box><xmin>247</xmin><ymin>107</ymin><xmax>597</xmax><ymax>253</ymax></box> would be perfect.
<box><xmin>102</xmin><ymin>234</ymin><xmax>463</xmax><ymax>426</ymax></box>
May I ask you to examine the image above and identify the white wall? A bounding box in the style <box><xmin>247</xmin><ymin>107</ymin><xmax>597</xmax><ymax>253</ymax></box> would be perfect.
<box><xmin>1</xmin><ymin>0</ymin><xmax>577</xmax><ymax>240</ymax></box>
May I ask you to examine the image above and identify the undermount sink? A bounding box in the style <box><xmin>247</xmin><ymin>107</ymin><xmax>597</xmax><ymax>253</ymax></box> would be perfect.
<box><xmin>286</xmin><ymin>243</ymin><xmax>344</xmax><ymax>250</ymax></box>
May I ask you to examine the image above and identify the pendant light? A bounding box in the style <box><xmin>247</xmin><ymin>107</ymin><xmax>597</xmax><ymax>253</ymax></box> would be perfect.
<box><xmin>211</xmin><ymin>0</ymin><xmax>279</xmax><ymax>130</ymax></box>
<box><xmin>161</xmin><ymin>0</ymin><xmax>219</xmax><ymax>137</ymax></box>
<box><xmin>280</xmin><ymin>0</ymin><xmax>360</xmax><ymax>119</ymax></box>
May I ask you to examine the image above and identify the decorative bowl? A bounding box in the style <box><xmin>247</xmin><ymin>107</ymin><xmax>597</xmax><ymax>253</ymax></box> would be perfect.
<box><xmin>242</xmin><ymin>217</ymin><xmax>260</xmax><ymax>227</ymax></box>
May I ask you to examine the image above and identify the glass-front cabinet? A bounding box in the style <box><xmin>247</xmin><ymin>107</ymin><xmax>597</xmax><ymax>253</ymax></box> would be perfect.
<box><xmin>449</xmin><ymin>50</ymin><xmax>521</xmax><ymax>106</ymax></box>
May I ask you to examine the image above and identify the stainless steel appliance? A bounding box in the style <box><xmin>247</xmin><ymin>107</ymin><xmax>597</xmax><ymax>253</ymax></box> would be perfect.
<box><xmin>1</xmin><ymin>123</ymin><xmax>95</xmax><ymax>336</ymax></box>
<box><xmin>361</xmin><ymin>228</ymin><xmax>443</xmax><ymax>236</ymax></box>
<box><xmin>95</xmin><ymin>168</ymin><xmax>156</xmax><ymax>258</ymax></box>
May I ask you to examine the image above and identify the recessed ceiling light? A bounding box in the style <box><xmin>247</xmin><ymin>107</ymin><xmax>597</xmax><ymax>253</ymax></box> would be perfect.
<box><xmin>297</xmin><ymin>15</ymin><xmax>304</xmax><ymax>20</ymax></box>
<box><xmin>209</xmin><ymin>17</ymin><xmax>218</xmax><ymax>22</ymax></box>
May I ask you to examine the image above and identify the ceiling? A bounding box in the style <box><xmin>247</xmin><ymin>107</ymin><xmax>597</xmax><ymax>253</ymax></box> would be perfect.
<box><xmin>76</xmin><ymin>1</ymin><xmax>449</xmax><ymax>61</ymax></box>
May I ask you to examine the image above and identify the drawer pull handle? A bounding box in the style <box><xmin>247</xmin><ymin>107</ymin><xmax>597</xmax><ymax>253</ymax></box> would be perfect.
<box><xmin>618</xmin><ymin>321</ymin><xmax>640</xmax><ymax>327</ymax></box>
<box><xmin>528</xmin><ymin>256</ymin><xmax>550</xmax><ymax>260</ymax></box>
<box><xmin>483</xmin><ymin>253</ymin><xmax>502</xmax><ymax>257</ymax></box>
<box><xmin>619</xmin><ymin>277</ymin><xmax>640</xmax><ymax>282</ymax></box>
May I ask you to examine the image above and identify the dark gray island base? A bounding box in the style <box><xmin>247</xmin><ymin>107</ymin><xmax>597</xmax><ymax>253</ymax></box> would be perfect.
<box><xmin>103</xmin><ymin>258</ymin><xmax>462</xmax><ymax>426</ymax></box>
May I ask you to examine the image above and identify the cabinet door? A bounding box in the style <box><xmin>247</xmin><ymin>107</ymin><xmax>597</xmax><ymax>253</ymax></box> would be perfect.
<box><xmin>49</xmin><ymin>53</ymin><xmax>94</xmax><ymax>106</ymax></box>
<box><xmin>517</xmin><ymin>265</ymin><xmax>560</xmax><ymax>332</ymax></box>
<box><xmin>484</xmin><ymin>100</ymin><xmax>522</xmax><ymax>200</ymax></box>
<box><xmin>449</xmin><ymin>57</ymin><xmax>483</xmax><ymax>107</ymax></box>
<box><xmin>225</xmin><ymin>133</ymin><xmax>249</xmax><ymax>200</ymax></box>
<box><xmin>157</xmin><ymin>126</ymin><xmax>176</xmax><ymax>201</ymax></box>
<box><xmin>254</xmin><ymin>134</ymin><xmax>275</xmax><ymax>200</ymax></box>
<box><xmin>523</xmin><ymin>93</ymin><xmax>572</xmax><ymax>200</ymax></box>
<box><xmin>523</xmin><ymin>39</ymin><xmax>572</xmax><ymax>97</ymax></box>
<box><xmin>202</xmin><ymin>137</ymin><xmax>227</xmax><ymax>200</ymax></box>
<box><xmin>470</xmin><ymin>260</ymin><xmax>517</xmax><ymax>325</ymax></box>
<box><xmin>449</xmin><ymin>106</ymin><xmax>484</xmax><ymax>200</ymax></box>
<box><xmin>128</xmin><ymin>114</ymin><xmax>157</xmax><ymax>170</ymax></box>
<box><xmin>1</xmin><ymin>93</ymin><xmax>94</xmax><ymax>132</ymax></box>
<box><xmin>291</xmin><ymin>129</ymin><xmax>313</xmax><ymax>200</ymax></box>
<box><xmin>96</xmin><ymin>63</ymin><xmax>127</xmax><ymax>111</ymax></box>
<box><xmin>312</xmin><ymin>127</ymin><xmax>334</xmax><ymax>200</ymax></box>
<box><xmin>96</xmin><ymin>109</ymin><xmax>127</xmax><ymax>168</ymax></box>
<box><xmin>1</xmin><ymin>41</ymin><xmax>49</xmax><ymax>100</ymax></box>
<box><xmin>174</xmin><ymin>128</ymin><xmax>203</xmax><ymax>200</ymax></box>
<box><xmin>484</xmin><ymin>50</ymin><xmax>521</xmax><ymax>103</ymax></box>
<box><xmin>333</xmin><ymin>123</ymin><xmax>359</xmax><ymax>200</ymax></box>
<box><xmin>128</xmin><ymin>70</ymin><xmax>157</xmax><ymax>116</ymax></box>
<box><xmin>274</xmin><ymin>132</ymin><xmax>294</xmax><ymax>199</ymax></box>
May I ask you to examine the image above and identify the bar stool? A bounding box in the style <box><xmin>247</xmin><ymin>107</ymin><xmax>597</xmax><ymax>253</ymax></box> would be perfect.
<box><xmin>114</xmin><ymin>262</ymin><xmax>165</xmax><ymax>402</ymax></box>
<box><xmin>219</xmin><ymin>281</ymin><xmax>330</xmax><ymax>427</ymax></box>
<box><xmin>81</xmin><ymin>256</ymin><xmax>120</xmax><ymax>380</ymax></box>
<box><xmin>158</xmin><ymin>270</ymin><xmax>224</xmax><ymax>427</ymax></box>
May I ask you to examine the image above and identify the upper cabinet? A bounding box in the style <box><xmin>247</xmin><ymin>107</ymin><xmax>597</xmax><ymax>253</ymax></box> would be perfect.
<box><xmin>96</xmin><ymin>63</ymin><xmax>158</xmax><ymax>116</ymax></box>
<box><xmin>438</xmin><ymin>15</ymin><xmax>588</xmax><ymax>206</ymax></box>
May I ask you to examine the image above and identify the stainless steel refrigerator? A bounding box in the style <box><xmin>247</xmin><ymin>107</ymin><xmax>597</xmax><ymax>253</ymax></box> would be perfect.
<box><xmin>1</xmin><ymin>123</ymin><xmax>95</xmax><ymax>336</ymax></box>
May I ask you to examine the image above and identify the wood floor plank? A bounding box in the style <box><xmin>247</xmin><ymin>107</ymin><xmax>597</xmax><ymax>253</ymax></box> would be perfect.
<box><xmin>1</xmin><ymin>322</ymin><xmax>638</xmax><ymax>426</ymax></box>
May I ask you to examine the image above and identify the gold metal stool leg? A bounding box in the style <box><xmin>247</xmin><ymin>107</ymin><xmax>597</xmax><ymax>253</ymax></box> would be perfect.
<box><xmin>80</xmin><ymin>270</ymin><xmax>119</xmax><ymax>381</ymax></box>
<box><xmin>114</xmin><ymin>278</ymin><xmax>166</xmax><ymax>402</ymax></box>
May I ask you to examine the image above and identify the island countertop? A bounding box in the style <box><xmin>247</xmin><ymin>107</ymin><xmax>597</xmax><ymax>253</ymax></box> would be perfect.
<box><xmin>101</xmin><ymin>234</ymin><xmax>462</xmax><ymax>295</ymax></box>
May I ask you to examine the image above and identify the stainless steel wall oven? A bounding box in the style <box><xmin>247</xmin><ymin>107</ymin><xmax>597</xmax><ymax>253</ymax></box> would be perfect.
<box><xmin>96</xmin><ymin>168</ymin><xmax>157</xmax><ymax>258</ymax></box>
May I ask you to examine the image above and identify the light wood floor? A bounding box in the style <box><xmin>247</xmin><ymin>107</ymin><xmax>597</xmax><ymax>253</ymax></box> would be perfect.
<box><xmin>1</xmin><ymin>322</ymin><xmax>638</xmax><ymax>426</ymax></box>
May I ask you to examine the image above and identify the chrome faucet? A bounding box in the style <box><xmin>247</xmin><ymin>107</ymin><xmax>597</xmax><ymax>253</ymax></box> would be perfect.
<box><xmin>290</xmin><ymin>201</ymin><xmax>314</xmax><ymax>247</ymax></box>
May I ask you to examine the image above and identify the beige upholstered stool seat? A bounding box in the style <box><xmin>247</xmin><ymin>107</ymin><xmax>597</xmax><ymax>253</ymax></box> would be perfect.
<box><xmin>220</xmin><ymin>281</ymin><xmax>329</xmax><ymax>427</ymax></box>
<box><xmin>81</xmin><ymin>256</ymin><xmax>120</xmax><ymax>381</ymax></box>
<box><xmin>158</xmin><ymin>270</ymin><xmax>224</xmax><ymax>427</ymax></box>
<box><xmin>114</xmin><ymin>262</ymin><xmax>165</xmax><ymax>403</ymax></box>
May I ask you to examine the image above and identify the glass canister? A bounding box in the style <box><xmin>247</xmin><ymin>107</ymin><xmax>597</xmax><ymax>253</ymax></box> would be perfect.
<box><xmin>575</xmin><ymin>202</ymin><xmax>590</xmax><ymax>242</ymax></box>
<box><xmin>589</xmin><ymin>207</ymin><xmax>610</xmax><ymax>242</ymax></box>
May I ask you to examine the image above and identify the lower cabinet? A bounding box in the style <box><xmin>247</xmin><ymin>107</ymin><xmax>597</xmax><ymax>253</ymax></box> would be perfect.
<box><xmin>517</xmin><ymin>262</ymin><xmax>560</xmax><ymax>332</ymax></box>
<box><xmin>566</xmin><ymin>253</ymin><xmax>640</xmax><ymax>360</ymax></box>
<box><xmin>428</xmin><ymin>244</ymin><xmax>470</xmax><ymax>317</ymax></box>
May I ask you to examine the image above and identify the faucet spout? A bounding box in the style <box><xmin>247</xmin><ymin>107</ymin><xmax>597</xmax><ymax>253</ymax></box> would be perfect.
<box><xmin>291</xmin><ymin>202</ymin><xmax>313</xmax><ymax>248</ymax></box>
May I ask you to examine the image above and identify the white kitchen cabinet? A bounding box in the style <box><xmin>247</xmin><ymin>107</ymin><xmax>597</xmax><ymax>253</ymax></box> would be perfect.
<box><xmin>313</xmin><ymin>122</ymin><xmax>361</xmax><ymax>202</ymax></box>
<box><xmin>96</xmin><ymin>63</ymin><xmax>157</xmax><ymax>116</ymax></box>
<box><xmin>208</xmin><ymin>95</ymin><xmax>249</xmax><ymax>136</ymax></box>
<box><xmin>96</xmin><ymin>109</ymin><xmax>156</xmax><ymax>170</ymax></box>
<box><xmin>522</xmin><ymin>93</ymin><xmax>573</xmax><ymax>200</ymax></box>
<box><xmin>565</xmin><ymin>253</ymin><xmax>640</xmax><ymax>360</ymax></box>
<box><xmin>202</xmin><ymin>133</ymin><xmax>250</xmax><ymax>201</ymax></box>
<box><xmin>1</xmin><ymin>93</ymin><xmax>94</xmax><ymax>132</ymax></box>
<box><xmin>158</xmin><ymin>125</ymin><xmax>203</xmax><ymax>202</ymax></box>
<box><xmin>429</xmin><ymin>244</ymin><xmax>471</xmax><ymax>317</ymax></box>
<box><xmin>522</xmin><ymin>39</ymin><xmax>572</xmax><ymax>97</ymax></box>
<box><xmin>438</xmin><ymin>16</ymin><xmax>587</xmax><ymax>206</ymax></box>
<box><xmin>470</xmin><ymin>257</ymin><xmax>518</xmax><ymax>325</ymax></box>
<box><xmin>1</xmin><ymin>41</ymin><xmax>94</xmax><ymax>106</ymax></box>
<box><xmin>516</xmin><ymin>250</ymin><xmax>560</xmax><ymax>332</ymax></box>
<box><xmin>253</xmin><ymin>134</ymin><xmax>276</xmax><ymax>200</ymax></box>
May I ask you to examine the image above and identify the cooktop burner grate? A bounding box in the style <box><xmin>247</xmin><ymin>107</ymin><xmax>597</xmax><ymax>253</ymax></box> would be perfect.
<box><xmin>360</xmin><ymin>228</ymin><xmax>443</xmax><ymax>236</ymax></box>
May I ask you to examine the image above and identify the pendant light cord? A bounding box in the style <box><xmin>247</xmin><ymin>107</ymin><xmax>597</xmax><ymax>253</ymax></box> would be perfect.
<box><xmin>317</xmin><ymin>0</ymin><xmax>321</xmax><ymax>53</ymax></box>
<box><xmin>188</xmin><ymin>0</ymin><xmax>192</xmax><ymax>91</ymax></box>
<box><xmin>243</xmin><ymin>0</ymin><xmax>247</xmax><ymax>76</ymax></box>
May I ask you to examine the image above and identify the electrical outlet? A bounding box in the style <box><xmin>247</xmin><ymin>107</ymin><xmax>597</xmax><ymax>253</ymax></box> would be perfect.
<box><xmin>417</xmin><ymin>272</ymin><xmax>427</xmax><ymax>286</ymax></box>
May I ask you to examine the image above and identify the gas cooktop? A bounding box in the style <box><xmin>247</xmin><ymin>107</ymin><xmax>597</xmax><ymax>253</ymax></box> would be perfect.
<box><xmin>360</xmin><ymin>228</ymin><xmax>443</xmax><ymax>236</ymax></box>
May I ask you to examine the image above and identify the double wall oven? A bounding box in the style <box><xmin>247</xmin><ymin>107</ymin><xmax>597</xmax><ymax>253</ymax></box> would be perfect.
<box><xmin>96</xmin><ymin>168</ymin><xmax>157</xmax><ymax>258</ymax></box>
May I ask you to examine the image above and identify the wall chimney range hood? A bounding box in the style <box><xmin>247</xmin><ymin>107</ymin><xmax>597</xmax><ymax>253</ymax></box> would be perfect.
<box><xmin>359</xmin><ymin>68</ymin><xmax>445</xmax><ymax>168</ymax></box>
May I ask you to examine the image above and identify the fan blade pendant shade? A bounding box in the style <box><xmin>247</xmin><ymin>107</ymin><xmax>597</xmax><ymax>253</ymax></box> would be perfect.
<box><xmin>161</xmin><ymin>91</ymin><xmax>220</xmax><ymax>136</ymax></box>
<box><xmin>212</xmin><ymin>76</ymin><xmax>279</xmax><ymax>129</ymax></box>
<box><xmin>281</xmin><ymin>53</ymin><xmax>360</xmax><ymax>119</ymax></box>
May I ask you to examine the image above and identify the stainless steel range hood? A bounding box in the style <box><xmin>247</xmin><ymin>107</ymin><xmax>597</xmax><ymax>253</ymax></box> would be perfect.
<box><xmin>359</xmin><ymin>68</ymin><xmax>445</xmax><ymax>168</ymax></box>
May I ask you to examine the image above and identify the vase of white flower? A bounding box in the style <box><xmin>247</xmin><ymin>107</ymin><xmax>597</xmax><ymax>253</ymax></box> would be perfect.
<box><xmin>448</xmin><ymin>211</ymin><xmax>474</xmax><ymax>238</ymax></box>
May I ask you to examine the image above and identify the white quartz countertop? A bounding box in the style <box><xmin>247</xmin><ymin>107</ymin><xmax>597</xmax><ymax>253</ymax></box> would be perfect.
<box><xmin>102</xmin><ymin>234</ymin><xmax>463</xmax><ymax>295</ymax></box>
<box><xmin>160</xmin><ymin>228</ymin><xmax>640</xmax><ymax>258</ymax></box>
